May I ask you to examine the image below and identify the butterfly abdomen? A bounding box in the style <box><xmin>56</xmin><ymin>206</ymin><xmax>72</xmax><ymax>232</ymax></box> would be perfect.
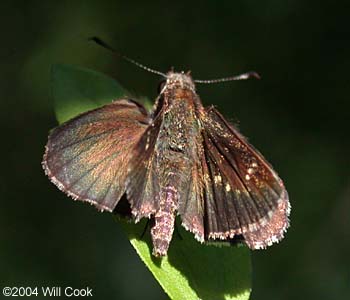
<box><xmin>151</xmin><ymin>185</ymin><xmax>178</xmax><ymax>256</ymax></box>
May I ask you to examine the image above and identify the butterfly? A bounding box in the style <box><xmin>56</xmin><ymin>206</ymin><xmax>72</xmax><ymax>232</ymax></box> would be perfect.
<box><xmin>42</xmin><ymin>69</ymin><xmax>290</xmax><ymax>257</ymax></box>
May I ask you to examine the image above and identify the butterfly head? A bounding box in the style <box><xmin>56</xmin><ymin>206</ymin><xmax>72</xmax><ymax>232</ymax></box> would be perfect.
<box><xmin>158</xmin><ymin>71</ymin><xmax>196</xmax><ymax>94</ymax></box>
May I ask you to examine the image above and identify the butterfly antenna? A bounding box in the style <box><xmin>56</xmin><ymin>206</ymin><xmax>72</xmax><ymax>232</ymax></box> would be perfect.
<box><xmin>89</xmin><ymin>36</ymin><xmax>166</xmax><ymax>78</ymax></box>
<box><xmin>194</xmin><ymin>71</ymin><xmax>261</xmax><ymax>84</ymax></box>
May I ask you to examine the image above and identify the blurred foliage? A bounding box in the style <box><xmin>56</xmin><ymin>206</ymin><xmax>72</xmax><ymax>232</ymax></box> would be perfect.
<box><xmin>1</xmin><ymin>0</ymin><xmax>349</xmax><ymax>299</ymax></box>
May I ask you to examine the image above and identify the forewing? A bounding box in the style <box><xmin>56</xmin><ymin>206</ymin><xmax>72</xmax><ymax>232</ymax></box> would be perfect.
<box><xmin>200</xmin><ymin>107</ymin><xmax>290</xmax><ymax>249</ymax></box>
<box><xmin>43</xmin><ymin>99</ymin><xmax>150</xmax><ymax>212</ymax></box>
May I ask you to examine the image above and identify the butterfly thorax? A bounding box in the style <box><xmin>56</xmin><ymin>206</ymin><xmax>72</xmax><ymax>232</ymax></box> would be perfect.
<box><xmin>150</xmin><ymin>78</ymin><xmax>203</xmax><ymax>256</ymax></box>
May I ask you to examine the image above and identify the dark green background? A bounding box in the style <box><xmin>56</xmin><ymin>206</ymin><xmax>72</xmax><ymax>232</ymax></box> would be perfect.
<box><xmin>1</xmin><ymin>1</ymin><xmax>349</xmax><ymax>299</ymax></box>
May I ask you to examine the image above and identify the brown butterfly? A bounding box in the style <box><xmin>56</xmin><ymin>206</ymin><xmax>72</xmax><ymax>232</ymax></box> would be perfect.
<box><xmin>43</xmin><ymin>46</ymin><xmax>290</xmax><ymax>256</ymax></box>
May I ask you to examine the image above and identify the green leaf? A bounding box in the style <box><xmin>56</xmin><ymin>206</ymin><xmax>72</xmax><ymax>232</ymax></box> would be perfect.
<box><xmin>121</xmin><ymin>218</ymin><xmax>251</xmax><ymax>300</ymax></box>
<box><xmin>51</xmin><ymin>64</ymin><xmax>252</xmax><ymax>300</ymax></box>
<box><xmin>51</xmin><ymin>64</ymin><xmax>128</xmax><ymax>123</ymax></box>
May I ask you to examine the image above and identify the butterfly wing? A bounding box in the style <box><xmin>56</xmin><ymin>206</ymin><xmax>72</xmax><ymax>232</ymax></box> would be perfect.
<box><xmin>177</xmin><ymin>136</ymin><xmax>206</xmax><ymax>242</ymax></box>
<box><xmin>43</xmin><ymin>99</ymin><xmax>150</xmax><ymax>212</ymax></box>
<box><xmin>199</xmin><ymin>106</ymin><xmax>290</xmax><ymax>249</ymax></box>
<box><xmin>125</xmin><ymin>109</ymin><xmax>163</xmax><ymax>221</ymax></box>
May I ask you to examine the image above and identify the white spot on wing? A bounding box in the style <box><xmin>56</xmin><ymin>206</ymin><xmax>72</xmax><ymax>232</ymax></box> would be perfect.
<box><xmin>214</xmin><ymin>175</ymin><xmax>222</xmax><ymax>184</ymax></box>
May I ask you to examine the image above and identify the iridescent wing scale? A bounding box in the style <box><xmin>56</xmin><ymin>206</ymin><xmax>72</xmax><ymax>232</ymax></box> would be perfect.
<box><xmin>43</xmin><ymin>99</ymin><xmax>150</xmax><ymax>212</ymax></box>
